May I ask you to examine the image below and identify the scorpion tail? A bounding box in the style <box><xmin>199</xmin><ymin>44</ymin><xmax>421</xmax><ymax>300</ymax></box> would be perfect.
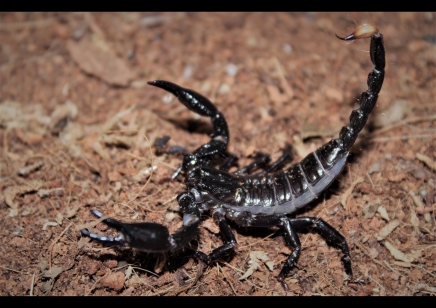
<box><xmin>336</xmin><ymin>26</ymin><xmax>385</xmax><ymax>151</ymax></box>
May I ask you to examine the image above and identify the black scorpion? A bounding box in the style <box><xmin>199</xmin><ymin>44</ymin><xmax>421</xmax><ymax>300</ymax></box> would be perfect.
<box><xmin>81</xmin><ymin>25</ymin><xmax>385</xmax><ymax>290</ymax></box>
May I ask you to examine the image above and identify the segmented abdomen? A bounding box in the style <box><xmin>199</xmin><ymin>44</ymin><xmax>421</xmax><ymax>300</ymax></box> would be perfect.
<box><xmin>225</xmin><ymin>139</ymin><xmax>349</xmax><ymax>215</ymax></box>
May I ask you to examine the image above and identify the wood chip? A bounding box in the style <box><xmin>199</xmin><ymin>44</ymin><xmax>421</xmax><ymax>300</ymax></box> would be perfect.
<box><xmin>376</xmin><ymin>220</ymin><xmax>399</xmax><ymax>241</ymax></box>
<box><xmin>376</xmin><ymin>205</ymin><xmax>390</xmax><ymax>221</ymax></box>
<box><xmin>415</xmin><ymin>153</ymin><xmax>436</xmax><ymax>171</ymax></box>
<box><xmin>384</xmin><ymin>241</ymin><xmax>414</xmax><ymax>263</ymax></box>
<box><xmin>18</xmin><ymin>161</ymin><xmax>43</xmax><ymax>177</ymax></box>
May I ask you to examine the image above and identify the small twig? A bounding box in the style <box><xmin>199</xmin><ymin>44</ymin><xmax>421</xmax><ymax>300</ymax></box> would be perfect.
<box><xmin>273</xmin><ymin>56</ymin><xmax>294</xmax><ymax>98</ymax></box>
<box><xmin>217</xmin><ymin>263</ymin><xmax>237</xmax><ymax>295</ymax></box>
<box><xmin>238</xmin><ymin>232</ymin><xmax>276</xmax><ymax>249</ymax></box>
<box><xmin>372</xmin><ymin>115</ymin><xmax>436</xmax><ymax>136</ymax></box>
<box><xmin>371</xmin><ymin>134</ymin><xmax>435</xmax><ymax>142</ymax></box>
<box><xmin>0</xmin><ymin>18</ymin><xmax>56</xmax><ymax>31</ymax></box>
<box><xmin>49</xmin><ymin>222</ymin><xmax>73</xmax><ymax>270</ymax></box>
<box><xmin>0</xmin><ymin>265</ymin><xmax>25</xmax><ymax>273</ymax></box>
<box><xmin>410</xmin><ymin>263</ymin><xmax>436</xmax><ymax>279</ymax></box>
<box><xmin>29</xmin><ymin>273</ymin><xmax>35</xmax><ymax>296</ymax></box>
<box><xmin>354</xmin><ymin>241</ymin><xmax>392</xmax><ymax>273</ymax></box>
<box><xmin>341</xmin><ymin>176</ymin><xmax>364</xmax><ymax>209</ymax></box>
<box><xmin>85</xmin><ymin>272</ymin><xmax>108</xmax><ymax>296</ymax></box>
<box><xmin>222</xmin><ymin>261</ymin><xmax>245</xmax><ymax>274</ymax></box>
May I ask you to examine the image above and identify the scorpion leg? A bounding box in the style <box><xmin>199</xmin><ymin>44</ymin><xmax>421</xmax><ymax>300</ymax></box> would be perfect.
<box><xmin>148</xmin><ymin>80</ymin><xmax>230</xmax><ymax>176</ymax></box>
<box><xmin>232</xmin><ymin>152</ymin><xmax>271</xmax><ymax>174</ymax></box>
<box><xmin>259</xmin><ymin>143</ymin><xmax>293</xmax><ymax>175</ymax></box>
<box><xmin>194</xmin><ymin>209</ymin><xmax>237</xmax><ymax>264</ymax></box>
<box><xmin>218</xmin><ymin>151</ymin><xmax>239</xmax><ymax>171</ymax></box>
<box><xmin>278</xmin><ymin>218</ymin><xmax>301</xmax><ymax>291</ymax></box>
<box><xmin>81</xmin><ymin>193</ymin><xmax>201</xmax><ymax>253</ymax></box>
<box><xmin>229</xmin><ymin>213</ymin><xmax>301</xmax><ymax>291</ymax></box>
<box><xmin>230</xmin><ymin>214</ymin><xmax>351</xmax><ymax>289</ymax></box>
<box><xmin>290</xmin><ymin>217</ymin><xmax>352</xmax><ymax>276</ymax></box>
<box><xmin>233</xmin><ymin>143</ymin><xmax>293</xmax><ymax>175</ymax></box>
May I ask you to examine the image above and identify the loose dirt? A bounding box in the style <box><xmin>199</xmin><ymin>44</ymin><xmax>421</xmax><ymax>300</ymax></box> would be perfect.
<box><xmin>0</xmin><ymin>12</ymin><xmax>435</xmax><ymax>296</ymax></box>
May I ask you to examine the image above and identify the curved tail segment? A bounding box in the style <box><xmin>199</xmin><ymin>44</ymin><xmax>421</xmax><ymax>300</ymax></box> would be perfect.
<box><xmin>336</xmin><ymin>25</ymin><xmax>385</xmax><ymax>150</ymax></box>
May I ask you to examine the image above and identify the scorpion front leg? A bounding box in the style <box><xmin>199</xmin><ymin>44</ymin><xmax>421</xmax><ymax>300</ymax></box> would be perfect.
<box><xmin>194</xmin><ymin>209</ymin><xmax>237</xmax><ymax>264</ymax></box>
<box><xmin>148</xmin><ymin>80</ymin><xmax>231</xmax><ymax>175</ymax></box>
<box><xmin>81</xmin><ymin>193</ymin><xmax>200</xmax><ymax>253</ymax></box>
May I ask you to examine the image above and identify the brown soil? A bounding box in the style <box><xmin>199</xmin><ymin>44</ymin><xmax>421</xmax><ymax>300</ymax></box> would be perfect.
<box><xmin>0</xmin><ymin>12</ymin><xmax>435</xmax><ymax>296</ymax></box>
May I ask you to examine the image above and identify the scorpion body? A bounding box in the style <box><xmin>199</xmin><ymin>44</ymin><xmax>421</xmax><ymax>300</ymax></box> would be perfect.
<box><xmin>81</xmin><ymin>25</ymin><xmax>385</xmax><ymax>290</ymax></box>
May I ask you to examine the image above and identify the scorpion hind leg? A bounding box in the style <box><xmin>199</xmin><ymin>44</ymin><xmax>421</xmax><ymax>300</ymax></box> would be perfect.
<box><xmin>81</xmin><ymin>193</ymin><xmax>201</xmax><ymax>253</ymax></box>
<box><xmin>232</xmin><ymin>143</ymin><xmax>293</xmax><ymax>175</ymax></box>
<box><xmin>259</xmin><ymin>143</ymin><xmax>294</xmax><ymax>175</ymax></box>
<box><xmin>277</xmin><ymin>218</ymin><xmax>302</xmax><ymax>291</ymax></box>
<box><xmin>290</xmin><ymin>217</ymin><xmax>353</xmax><ymax>276</ymax></box>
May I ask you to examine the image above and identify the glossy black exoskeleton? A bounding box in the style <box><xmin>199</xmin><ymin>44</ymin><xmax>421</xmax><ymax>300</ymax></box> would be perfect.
<box><xmin>81</xmin><ymin>25</ymin><xmax>385</xmax><ymax>291</ymax></box>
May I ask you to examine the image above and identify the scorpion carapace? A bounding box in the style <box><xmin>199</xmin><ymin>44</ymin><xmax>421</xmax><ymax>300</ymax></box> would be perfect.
<box><xmin>81</xmin><ymin>24</ymin><xmax>385</xmax><ymax>291</ymax></box>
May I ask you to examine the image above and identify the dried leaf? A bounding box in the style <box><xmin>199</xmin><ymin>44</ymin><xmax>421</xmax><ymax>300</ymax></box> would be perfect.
<box><xmin>373</xmin><ymin>99</ymin><xmax>412</xmax><ymax>128</ymax></box>
<box><xmin>38</xmin><ymin>260</ymin><xmax>48</xmax><ymax>272</ymax></box>
<box><xmin>67</xmin><ymin>39</ymin><xmax>133</xmax><ymax>86</ymax></box>
<box><xmin>4</xmin><ymin>180</ymin><xmax>43</xmax><ymax>217</ymax></box>
<box><xmin>362</xmin><ymin>203</ymin><xmax>379</xmax><ymax>219</ymax></box>
<box><xmin>101</xmin><ymin>104</ymin><xmax>136</xmax><ymax>132</ymax></box>
<box><xmin>42</xmin><ymin>267</ymin><xmax>63</xmax><ymax>279</ymax></box>
<box><xmin>125</xmin><ymin>266</ymin><xmax>133</xmax><ymax>280</ymax></box>
<box><xmin>41</xmin><ymin>279</ymin><xmax>55</xmax><ymax>293</ymax></box>
<box><xmin>239</xmin><ymin>251</ymin><xmax>271</xmax><ymax>280</ymax></box>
